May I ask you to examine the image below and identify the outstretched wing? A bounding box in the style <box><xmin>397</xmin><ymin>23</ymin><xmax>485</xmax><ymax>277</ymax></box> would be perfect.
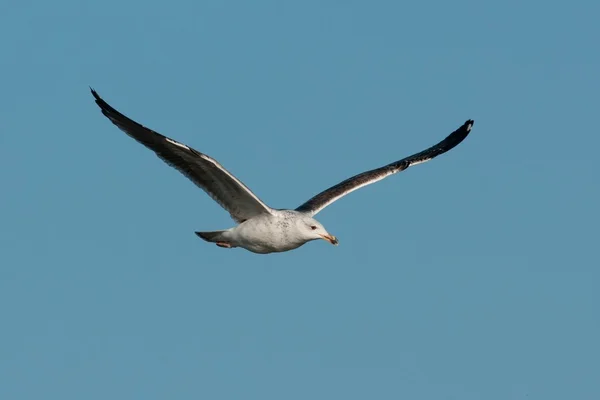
<box><xmin>91</xmin><ymin>89</ymin><xmax>274</xmax><ymax>223</ymax></box>
<box><xmin>295</xmin><ymin>119</ymin><xmax>474</xmax><ymax>216</ymax></box>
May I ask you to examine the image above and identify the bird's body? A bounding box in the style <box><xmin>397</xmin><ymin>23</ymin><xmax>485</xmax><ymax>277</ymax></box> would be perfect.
<box><xmin>91</xmin><ymin>88</ymin><xmax>474</xmax><ymax>254</ymax></box>
<box><xmin>208</xmin><ymin>210</ymin><xmax>333</xmax><ymax>254</ymax></box>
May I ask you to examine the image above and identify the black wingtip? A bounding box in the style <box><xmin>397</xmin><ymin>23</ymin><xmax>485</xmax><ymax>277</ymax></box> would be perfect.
<box><xmin>90</xmin><ymin>87</ymin><xmax>100</xmax><ymax>101</ymax></box>
<box><xmin>465</xmin><ymin>119</ymin><xmax>474</xmax><ymax>131</ymax></box>
<box><xmin>89</xmin><ymin>88</ymin><xmax>117</xmax><ymax>118</ymax></box>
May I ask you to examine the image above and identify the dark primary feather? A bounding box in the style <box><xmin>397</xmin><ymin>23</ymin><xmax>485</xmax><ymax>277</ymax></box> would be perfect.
<box><xmin>90</xmin><ymin>88</ymin><xmax>273</xmax><ymax>223</ymax></box>
<box><xmin>295</xmin><ymin>119</ymin><xmax>474</xmax><ymax>216</ymax></box>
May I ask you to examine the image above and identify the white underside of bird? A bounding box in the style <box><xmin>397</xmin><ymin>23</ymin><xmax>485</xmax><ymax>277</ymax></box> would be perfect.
<box><xmin>197</xmin><ymin>210</ymin><xmax>338</xmax><ymax>254</ymax></box>
<box><xmin>91</xmin><ymin>88</ymin><xmax>473</xmax><ymax>254</ymax></box>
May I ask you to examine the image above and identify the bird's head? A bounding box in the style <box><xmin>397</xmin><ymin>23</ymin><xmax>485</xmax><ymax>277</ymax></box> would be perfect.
<box><xmin>297</xmin><ymin>216</ymin><xmax>338</xmax><ymax>246</ymax></box>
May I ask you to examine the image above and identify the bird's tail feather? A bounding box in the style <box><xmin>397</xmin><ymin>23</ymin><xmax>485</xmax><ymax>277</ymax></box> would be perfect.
<box><xmin>195</xmin><ymin>230</ymin><xmax>227</xmax><ymax>243</ymax></box>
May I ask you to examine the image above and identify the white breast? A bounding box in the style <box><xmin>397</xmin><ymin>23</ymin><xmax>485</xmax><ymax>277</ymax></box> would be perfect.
<box><xmin>230</xmin><ymin>213</ymin><xmax>308</xmax><ymax>254</ymax></box>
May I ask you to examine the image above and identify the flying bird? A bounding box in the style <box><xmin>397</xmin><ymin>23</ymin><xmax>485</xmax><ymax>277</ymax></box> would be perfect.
<box><xmin>91</xmin><ymin>89</ymin><xmax>473</xmax><ymax>254</ymax></box>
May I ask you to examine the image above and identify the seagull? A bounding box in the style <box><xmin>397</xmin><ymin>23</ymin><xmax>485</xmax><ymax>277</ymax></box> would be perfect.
<box><xmin>91</xmin><ymin>89</ymin><xmax>473</xmax><ymax>254</ymax></box>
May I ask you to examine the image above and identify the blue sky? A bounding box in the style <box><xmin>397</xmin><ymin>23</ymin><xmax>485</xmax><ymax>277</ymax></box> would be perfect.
<box><xmin>1</xmin><ymin>0</ymin><xmax>598</xmax><ymax>399</ymax></box>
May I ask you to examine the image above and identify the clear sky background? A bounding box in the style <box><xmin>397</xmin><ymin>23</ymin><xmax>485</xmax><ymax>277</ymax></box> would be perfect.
<box><xmin>1</xmin><ymin>0</ymin><xmax>598</xmax><ymax>399</ymax></box>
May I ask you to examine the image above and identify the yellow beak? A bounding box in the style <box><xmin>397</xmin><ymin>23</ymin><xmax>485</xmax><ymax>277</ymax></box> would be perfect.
<box><xmin>320</xmin><ymin>234</ymin><xmax>339</xmax><ymax>246</ymax></box>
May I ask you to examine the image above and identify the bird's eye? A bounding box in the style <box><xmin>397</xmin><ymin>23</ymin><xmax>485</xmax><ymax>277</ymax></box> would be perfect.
<box><xmin>310</xmin><ymin>226</ymin><xmax>317</xmax><ymax>230</ymax></box>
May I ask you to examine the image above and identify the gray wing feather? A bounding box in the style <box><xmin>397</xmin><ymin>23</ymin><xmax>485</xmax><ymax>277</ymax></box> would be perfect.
<box><xmin>91</xmin><ymin>89</ymin><xmax>273</xmax><ymax>223</ymax></box>
<box><xmin>295</xmin><ymin>119</ymin><xmax>474</xmax><ymax>216</ymax></box>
